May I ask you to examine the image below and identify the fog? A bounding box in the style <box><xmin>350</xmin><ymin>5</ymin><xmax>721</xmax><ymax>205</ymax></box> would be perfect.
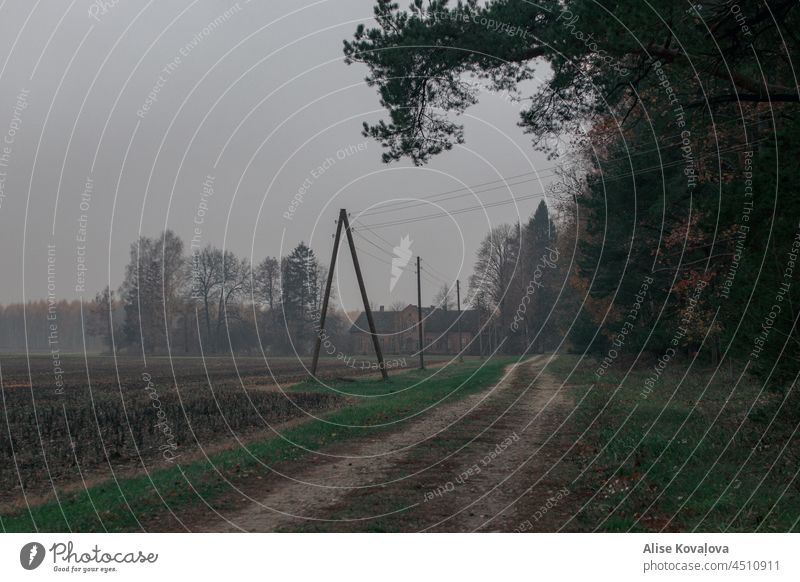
<box><xmin>0</xmin><ymin>0</ymin><xmax>553</xmax><ymax>310</ymax></box>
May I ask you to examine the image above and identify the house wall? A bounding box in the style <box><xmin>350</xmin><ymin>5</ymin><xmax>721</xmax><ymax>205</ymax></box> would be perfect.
<box><xmin>353</xmin><ymin>330</ymin><xmax>474</xmax><ymax>355</ymax></box>
<box><xmin>349</xmin><ymin>306</ymin><xmax>478</xmax><ymax>356</ymax></box>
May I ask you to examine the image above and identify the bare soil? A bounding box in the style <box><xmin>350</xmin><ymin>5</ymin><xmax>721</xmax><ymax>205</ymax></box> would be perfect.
<box><xmin>0</xmin><ymin>354</ymin><xmax>427</xmax><ymax>512</ymax></box>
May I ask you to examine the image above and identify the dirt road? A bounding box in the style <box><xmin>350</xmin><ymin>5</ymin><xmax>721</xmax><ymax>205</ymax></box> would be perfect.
<box><xmin>195</xmin><ymin>355</ymin><xmax>580</xmax><ymax>532</ymax></box>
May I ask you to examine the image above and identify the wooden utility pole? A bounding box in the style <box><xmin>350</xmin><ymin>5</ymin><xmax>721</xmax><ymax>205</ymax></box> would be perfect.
<box><xmin>343</xmin><ymin>211</ymin><xmax>387</xmax><ymax>380</ymax></box>
<box><xmin>311</xmin><ymin>209</ymin><xmax>387</xmax><ymax>380</ymax></box>
<box><xmin>417</xmin><ymin>256</ymin><xmax>424</xmax><ymax>370</ymax></box>
<box><xmin>456</xmin><ymin>279</ymin><xmax>463</xmax><ymax>362</ymax></box>
<box><xmin>311</xmin><ymin>213</ymin><xmax>343</xmax><ymax>376</ymax></box>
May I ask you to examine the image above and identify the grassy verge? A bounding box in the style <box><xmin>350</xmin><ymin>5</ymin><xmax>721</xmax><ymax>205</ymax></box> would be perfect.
<box><xmin>1</xmin><ymin>357</ymin><xmax>513</xmax><ymax>532</ymax></box>
<box><xmin>550</xmin><ymin>355</ymin><xmax>799</xmax><ymax>532</ymax></box>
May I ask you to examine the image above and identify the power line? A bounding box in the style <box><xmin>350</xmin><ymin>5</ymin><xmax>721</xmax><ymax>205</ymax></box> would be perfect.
<box><xmin>422</xmin><ymin>266</ymin><xmax>449</xmax><ymax>285</ymax></box>
<box><xmin>356</xmin><ymin>191</ymin><xmax>546</xmax><ymax>230</ymax></box>
<box><xmin>351</xmin><ymin>234</ymin><xmax>441</xmax><ymax>289</ymax></box>
<box><xmin>421</xmin><ymin>258</ymin><xmax>452</xmax><ymax>285</ymax></box>
<box><xmin>357</xmin><ymin>140</ymin><xmax>765</xmax><ymax>230</ymax></box>
<box><xmin>356</xmin><ymin>169</ymin><xmax>549</xmax><ymax>218</ymax></box>
<box><xmin>354</xmin><ymin>222</ymin><xmax>461</xmax><ymax>298</ymax></box>
<box><xmin>354</xmin><ymin>219</ymin><xmax>457</xmax><ymax>289</ymax></box>
<box><xmin>351</xmin><ymin>218</ymin><xmax>398</xmax><ymax>249</ymax></box>
<box><xmin>351</xmin><ymin>225</ymin><xmax>397</xmax><ymax>258</ymax></box>
<box><xmin>351</xmin><ymin>228</ymin><xmax>447</xmax><ymax>290</ymax></box>
<box><xmin>357</xmin><ymin>177</ymin><xmax>548</xmax><ymax>219</ymax></box>
<box><xmin>353</xmin><ymin>115</ymin><xmax>766</xmax><ymax>219</ymax></box>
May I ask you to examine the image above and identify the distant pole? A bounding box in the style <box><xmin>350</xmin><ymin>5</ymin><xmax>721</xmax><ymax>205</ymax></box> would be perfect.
<box><xmin>417</xmin><ymin>256</ymin><xmax>424</xmax><ymax>370</ymax></box>
<box><xmin>478</xmin><ymin>310</ymin><xmax>484</xmax><ymax>358</ymax></box>
<box><xmin>342</xmin><ymin>211</ymin><xmax>388</xmax><ymax>380</ymax></box>
<box><xmin>456</xmin><ymin>279</ymin><xmax>463</xmax><ymax>362</ymax></box>
<box><xmin>478</xmin><ymin>320</ymin><xmax>483</xmax><ymax>359</ymax></box>
<box><xmin>311</xmin><ymin>211</ymin><xmax>344</xmax><ymax>377</ymax></box>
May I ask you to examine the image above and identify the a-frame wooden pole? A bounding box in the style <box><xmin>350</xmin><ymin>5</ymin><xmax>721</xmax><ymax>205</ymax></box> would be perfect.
<box><xmin>311</xmin><ymin>210</ymin><xmax>345</xmax><ymax>377</ymax></box>
<box><xmin>341</xmin><ymin>211</ymin><xmax>388</xmax><ymax>380</ymax></box>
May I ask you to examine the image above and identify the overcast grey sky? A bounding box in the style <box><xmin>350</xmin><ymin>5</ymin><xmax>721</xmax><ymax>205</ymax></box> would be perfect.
<box><xmin>0</xmin><ymin>0</ymin><xmax>553</xmax><ymax>311</ymax></box>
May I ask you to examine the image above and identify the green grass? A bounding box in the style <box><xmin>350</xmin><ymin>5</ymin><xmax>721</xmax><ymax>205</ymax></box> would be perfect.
<box><xmin>1</xmin><ymin>357</ymin><xmax>513</xmax><ymax>532</ymax></box>
<box><xmin>549</xmin><ymin>355</ymin><xmax>800</xmax><ymax>532</ymax></box>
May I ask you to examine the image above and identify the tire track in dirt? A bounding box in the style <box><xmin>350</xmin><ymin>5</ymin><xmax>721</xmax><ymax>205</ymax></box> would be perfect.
<box><xmin>420</xmin><ymin>355</ymin><xmax>579</xmax><ymax>532</ymax></box>
<box><xmin>198</xmin><ymin>355</ymin><xmax>578</xmax><ymax>532</ymax></box>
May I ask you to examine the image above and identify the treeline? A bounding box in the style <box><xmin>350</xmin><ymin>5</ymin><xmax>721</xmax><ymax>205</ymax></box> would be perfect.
<box><xmin>0</xmin><ymin>301</ymin><xmax>106</xmax><ymax>353</ymax></box>
<box><xmin>563</xmin><ymin>105</ymin><xmax>799</xmax><ymax>388</ymax></box>
<box><xmin>0</xmin><ymin>236</ymin><xmax>350</xmax><ymax>356</ymax></box>
<box><xmin>465</xmin><ymin>200</ymin><xmax>567</xmax><ymax>355</ymax></box>
<box><xmin>109</xmin><ymin>232</ymin><xmax>350</xmax><ymax>355</ymax></box>
<box><xmin>346</xmin><ymin>0</ymin><xmax>800</xmax><ymax>392</ymax></box>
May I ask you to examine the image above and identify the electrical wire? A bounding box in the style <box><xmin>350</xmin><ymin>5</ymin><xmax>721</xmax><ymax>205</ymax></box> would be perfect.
<box><xmin>353</xmin><ymin>115</ymin><xmax>766</xmax><ymax>219</ymax></box>
<box><xmin>356</xmin><ymin>139</ymin><xmax>766</xmax><ymax>230</ymax></box>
